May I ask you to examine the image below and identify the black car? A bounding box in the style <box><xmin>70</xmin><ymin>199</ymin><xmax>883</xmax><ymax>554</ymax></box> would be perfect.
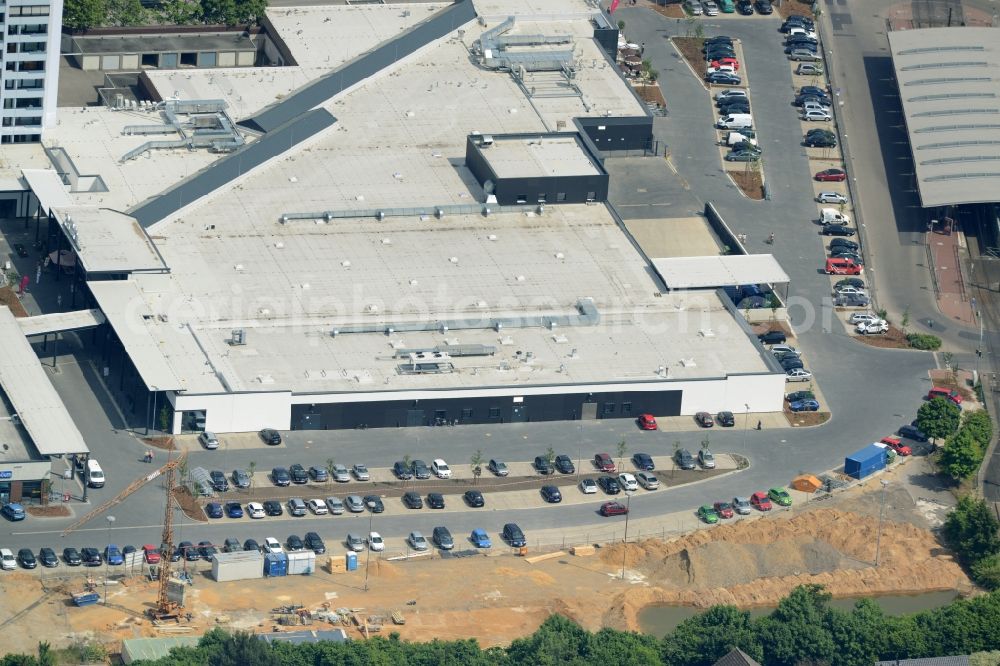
<box><xmin>63</xmin><ymin>547</ymin><xmax>83</xmax><ymax>566</ymax></box>
<box><xmin>427</xmin><ymin>492</ymin><xmax>445</xmax><ymax>509</ymax></box>
<box><xmin>785</xmin><ymin>35</ymin><xmax>818</xmax><ymax>47</ymax></box>
<box><xmin>309</xmin><ymin>466</ymin><xmax>328</xmax><ymax>482</ymax></box>
<box><xmin>707</xmin><ymin>72</ymin><xmax>742</xmax><ymax>85</ymax></box>
<box><xmin>403</xmin><ymin>491</ymin><xmax>424</xmax><ymax>509</ymax></box>
<box><xmin>784</xmin><ymin>43</ymin><xmax>818</xmax><ymax>54</ymax></box>
<box><xmin>433</xmin><ymin>526</ymin><xmax>454</xmax><ymax>550</ymax></box>
<box><xmin>737</xmin><ymin>0</ymin><xmax>754</xmax><ymax>13</ymax></box>
<box><xmin>263</xmin><ymin>500</ymin><xmax>284</xmax><ymax>516</ymax></box>
<box><xmin>198</xmin><ymin>541</ymin><xmax>217</xmax><ymax>560</ymax></box>
<box><xmin>18</xmin><ymin>548</ymin><xmax>36</xmax><ymax>569</ymax></box>
<box><xmin>259</xmin><ymin>428</ymin><xmax>282</xmax><ymax>445</ymax></box>
<box><xmin>718</xmin><ymin>101</ymin><xmax>750</xmax><ymax>114</ymax></box>
<box><xmin>205</xmin><ymin>502</ymin><xmax>224</xmax><ymax>519</ymax></box>
<box><xmin>717</xmin><ymin>411</ymin><xmax>736</xmax><ymax>427</ymax></box>
<box><xmin>393</xmin><ymin>461</ymin><xmax>414</xmax><ymax>480</ymax></box>
<box><xmin>830</xmin><ymin>250</ymin><xmax>863</xmax><ymax>264</ymax></box>
<box><xmin>364</xmin><ymin>495</ymin><xmax>384</xmax><ymax>513</ymax></box>
<box><xmin>289</xmin><ymin>464</ymin><xmax>309</xmax><ymax>484</ymax></box>
<box><xmin>835</xmin><ymin>277</ymin><xmax>865</xmax><ymax>290</ymax></box>
<box><xmin>822</xmin><ymin>224</ymin><xmax>856</xmax><ymax>236</ymax></box>
<box><xmin>830</xmin><ymin>238</ymin><xmax>859</xmax><ymax>251</ymax></box>
<box><xmin>232</xmin><ymin>469</ymin><xmax>251</xmax><ymax>488</ymax></box>
<box><xmin>209</xmin><ymin>470</ymin><xmax>229</xmax><ymax>492</ymax></box>
<box><xmin>705</xmin><ymin>48</ymin><xmax>737</xmax><ymax>61</ymax></box>
<box><xmin>632</xmin><ymin>452</ymin><xmax>655</xmax><ymax>471</ymax></box>
<box><xmin>704</xmin><ymin>35</ymin><xmax>733</xmax><ymax>45</ymax></box>
<box><xmin>782</xmin><ymin>16</ymin><xmax>814</xmax><ymax>28</ymax></box>
<box><xmin>304</xmin><ymin>532</ymin><xmax>326</xmax><ymax>554</ymax></box>
<box><xmin>796</xmin><ymin>94</ymin><xmax>831</xmax><ymax>107</ymax></box>
<box><xmin>899</xmin><ymin>424</ymin><xmax>929</xmax><ymax>442</ymax></box>
<box><xmin>786</xmin><ymin>390</ymin><xmax>815</xmax><ymax>403</ymax></box>
<box><xmin>502</xmin><ymin>523</ymin><xmax>526</xmax><ymax>548</ymax></box>
<box><xmin>285</xmin><ymin>534</ymin><xmax>304</xmax><ymax>552</ymax></box>
<box><xmin>758</xmin><ymin>330</ymin><xmax>786</xmax><ymax>345</ymax></box>
<box><xmin>804</xmin><ymin>135</ymin><xmax>836</xmax><ymax>148</ymax></box>
<box><xmin>81</xmin><ymin>547</ymin><xmax>102</xmax><ymax>566</ymax></box>
<box><xmin>541</xmin><ymin>485</ymin><xmax>562</xmax><ymax>503</ymax></box>
<box><xmin>754</xmin><ymin>0</ymin><xmax>772</xmax><ymax>13</ymax></box>
<box><xmin>806</xmin><ymin>128</ymin><xmax>835</xmax><ymax>139</ymax></box>
<box><xmin>780</xmin><ymin>357</ymin><xmax>804</xmax><ymax>371</ymax></box>
<box><xmin>223</xmin><ymin>537</ymin><xmax>241</xmax><ymax>553</ymax></box>
<box><xmin>38</xmin><ymin>548</ymin><xmax>58</xmax><ymax>568</ymax></box>
<box><xmin>800</xmin><ymin>85</ymin><xmax>828</xmax><ymax>97</ymax></box>
<box><xmin>554</xmin><ymin>455</ymin><xmax>575</xmax><ymax>474</ymax></box>
<box><xmin>597</xmin><ymin>476</ymin><xmax>621</xmax><ymax>495</ymax></box>
<box><xmin>487</xmin><ymin>459</ymin><xmax>509</xmax><ymax>476</ymax></box>
<box><xmin>271</xmin><ymin>467</ymin><xmax>291</xmax><ymax>487</ymax></box>
<box><xmin>674</xmin><ymin>448</ymin><xmax>696</xmax><ymax>471</ymax></box>
<box><xmin>533</xmin><ymin>456</ymin><xmax>554</xmax><ymax>475</ymax></box>
<box><xmin>243</xmin><ymin>538</ymin><xmax>260</xmax><ymax>552</ymax></box>
<box><xmin>464</xmin><ymin>490</ymin><xmax>485</xmax><ymax>507</ymax></box>
<box><xmin>182</xmin><ymin>541</ymin><xmax>200</xmax><ymax>561</ymax></box>
<box><xmin>411</xmin><ymin>460</ymin><xmax>431</xmax><ymax>480</ymax></box>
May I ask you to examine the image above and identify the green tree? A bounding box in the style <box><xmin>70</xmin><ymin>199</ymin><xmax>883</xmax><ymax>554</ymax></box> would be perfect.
<box><xmin>159</xmin><ymin>0</ymin><xmax>202</xmax><ymax>24</ymax></box>
<box><xmin>232</xmin><ymin>0</ymin><xmax>267</xmax><ymax>25</ymax></box>
<box><xmin>36</xmin><ymin>643</ymin><xmax>53</xmax><ymax>666</ymax></box>
<box><xmin>326</xmin><ymin>458</ymin><xmax>336</xmax><ymax>487</ymax></box>
<box><xmin>901</xmin><ymin>307</ymin><xmax>911</xmax><ymax>335</ymax></box>
<box><xmin>916</xmin><ymin>397</ymin><xmax>961</xmax><ymax>441</ymax></box>
<box><xmin>944</xmin><ymin>496</ymin><xmax>1000</xmax><ymax>567</ymax></box>
<box><xmin>939</xmin><ymin>428</ymin><xmax>983</xmax><ymax>481</ymax></box>
<box><xmin>757</xmin><ymin>585</ymin><xmax>836</xmax><ymax>666</ymax></box>
<box><xmin>963</xmin><ymin>409</ymin><xmax>994</xmax><ymax>448</ymax></box>
<box><xmin>201</xmin><ymin>0</ymin><xmax>265</xmax><ymax>25</ymax></box>
<box><xmin>617</xmin><ymin>438</ymin><xmax>628</xmax><ymax>470</ymax></box>
<box><xmin>661</xmin><ymin>605</ymin><xmax>762</xmax><ymax>665</ymax></box>
<box><xmin>63</xmin><ymin>0</ymin><xmax>108</xmax><ymax>29</ymax></box>
<box><xmin>545</xmin><ymin>446</ymin><xmax>555</xmax><ymax>466</ymax></box>
<box><xmin>507</xmin><ymin>614</ymin><xmax>589</xmax><ymax>664</ymax></box>
<box><xmin>107</xmin><ymin>0</ymin><xmax>148</xmax><ymax>25</ymax></box>
<box><xmin>471</xmin><ymin>448</ymin><xmax>483</xmax><ymax>485</ymax></box>
<box><xmin>828</xmin><ymin>598</ymin><xmax>889</xmax><ymax>666</ymax></box>
<box><xmin>971</xmin><ymin>553</ymin><xmax>1000</xmax><ymax>590</ymax></box>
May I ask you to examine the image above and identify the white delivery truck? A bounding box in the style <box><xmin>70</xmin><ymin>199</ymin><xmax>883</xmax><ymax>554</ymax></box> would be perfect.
<box><xmin>716</xmin><ymin>114</ymin><xmax>753</xmax><ymax>130</ymax></box>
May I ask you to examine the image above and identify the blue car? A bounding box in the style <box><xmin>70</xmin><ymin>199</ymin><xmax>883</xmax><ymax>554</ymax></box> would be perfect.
<box><xmin>471</xmin><ymin>529</ymin><xmax>492</xmax><ymax>549</ymax></box>
<box><xmin>104</xmin><ymin>544</ymin><xmax>124</xmax><ymax>565</ymax></box>
<box><xmin>789</xmin><ymin>399</ymin><xmax>820</xmax><ymax>412</ymax></box>
<box><xmin>206</xmin><ymin>502</ymin><xmax>224</xmax><ymax>519</ymax></box>
<box><xmin>1</xmin><ymin>503</ymin><xmax>25</xmax><ymax>521</ymax></box>
<box><xmin>224</xmin><ymin>502</ymin><xmax>244</xmax><ymax>519</ymax></box>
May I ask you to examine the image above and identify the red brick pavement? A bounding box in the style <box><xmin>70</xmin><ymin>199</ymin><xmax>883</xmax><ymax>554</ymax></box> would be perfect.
<box><xmin>928</xmin><ymin>229</ymin><xmax>975</xmax><ymax>325</ymax></box>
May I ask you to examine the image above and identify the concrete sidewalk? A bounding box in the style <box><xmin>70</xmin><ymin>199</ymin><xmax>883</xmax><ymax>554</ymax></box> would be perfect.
<box><xmin>928</xmin><ymin>228</ymin><xmax>975</xmax><ymax>326</ymax></box>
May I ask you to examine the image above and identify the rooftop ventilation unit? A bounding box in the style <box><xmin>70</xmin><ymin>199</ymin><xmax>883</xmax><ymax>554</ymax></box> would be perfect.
<box><xmin>229</xmin><ymin>328</ymin><xmax>246</xmax><ymax>346</ymax></box>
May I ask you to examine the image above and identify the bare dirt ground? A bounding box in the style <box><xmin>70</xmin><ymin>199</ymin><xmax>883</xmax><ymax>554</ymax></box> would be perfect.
<box><xmin>0</xmin><ymin>473</ymin><xmax>972</xmax><ymax>657</ymax></box>
<box><xmin>729</xmin><ymin>171</ymin><xmax>765</xmax><ymax>200</ymax></box>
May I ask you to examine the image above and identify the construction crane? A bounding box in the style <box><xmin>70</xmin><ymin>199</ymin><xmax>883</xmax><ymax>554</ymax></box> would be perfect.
<box><xmin>151</xmin><ymin>451</ymin><xmax>181</xmax><ymax>622</ymax></box>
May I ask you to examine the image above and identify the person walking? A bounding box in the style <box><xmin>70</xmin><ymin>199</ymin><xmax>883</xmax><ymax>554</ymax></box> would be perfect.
<box><xmin>756</xmin><ymin>420</ymin><xmax>762</xmax><ymax>431</ymax></box>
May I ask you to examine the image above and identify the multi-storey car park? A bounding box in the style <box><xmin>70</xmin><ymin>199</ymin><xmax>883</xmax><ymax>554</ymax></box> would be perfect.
<box><xmin>0</xmin><ymin>0</ymin><xmax>792</xmax><ymax>441</ymax></box>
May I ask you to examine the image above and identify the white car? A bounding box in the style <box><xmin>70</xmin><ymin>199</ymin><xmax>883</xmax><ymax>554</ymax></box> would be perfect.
<box><xmin>788</xmin><ymin>27</ymin><xmax>817</xmax><ymax>38</ymax></box>
<box><xmin>786</xmin><ymin>368</ymin><xmax>813</xmax><ymax>382</ymax></box>
<box><xmin>368</xmin><ymin>532</ymin><xmax>385</xmax><ymax>552</ymax></box>
<box><xmin>0</xmin><ymin>548</ymin><xmax>15</xmax><ymax>570</ymax></box>
<box><xmin>247</xmin><ymin>502</ymin><xmax>265</xmax><ymax>519</ymax></box>
<box><xmin>408</xmin><ymin>531</ymin><xmax>429</xmax><ymax>551</ymax></box>
<box><xmin>770</xmin><ymin>344</ymin><xmax>800</xmax><ymax>357</ymax></box>
<box><xmin>198</xmin><ymin>431</ymin><xmax>219</xmax><ymax>450</ymax></box>
<box><xmin>307</xmin><ymin>498</ymin><xmax>328</xmax><ymax>515</ymax></box>
<box><xmin>618</xmin><ymin>472</ymin><xmax>639</xmax><ymax>492</ymax></box>
<box><xmin>707</xmin><ymin>64</ymin><xmax>737</xmax><ymax>76</ymax></box>
<box><xmin>849</xmin><ymin>311</ymin><xmax>879</xmax><ymax>325</ymax></box>
<box><xmin>580</xmin><ymin>478</ymin><xmax>598</xmax><ymax>494</ymax></box>
<box><xmin>431</xmin><ymin>459</ymin><xmax>451</xmax><ymax>479</ymax></box>
<box><xmin>702</xmin><ymin>0</ymin><xmax>719</xmax><ymax>15</ymax></box>
<box><xmin>325</xmin><ymin>497</ymin><xmax>345</xmax><ymax>514</ymax></box>
<box><xmin>803</xmin><ymin>109</ymin><xmax>832</xmax><ymax>122</ymax></box>
<box><xmin>352</xmin><ymin>464</ymin><xmax>370</xmax><ymax>481</ymax></box>
<box><xmin>636</xmin><ymin>471</ymin><xmax>659</xmax><ymax>490</ymax></box>
<box><xmin>817</xmin><ymin>191</ymin><xmax>847</xmax><ymax>205</ymax></box>
<box><xmin>856</xmin><ymin>319</ymin><xmax>889</xmax><ymax>335</ymax></box>
<box><xmin>686</xmin><ymin>0</ymin><xmax>704</xmax><ymax>14</ymax></box>
<box><xmin>263</xmin><ymin>537</ymin><xmax>283</xmax><ymax>554</ymax></box>
<box><xmin>796</xmin><ymin>63</ymin><xmax>823</xmax><ymax>76</ymax></box>
<box><xmin>835</xmin><ymin>286</ymin><xmax>867</xmax><ymax>298</ymax></box>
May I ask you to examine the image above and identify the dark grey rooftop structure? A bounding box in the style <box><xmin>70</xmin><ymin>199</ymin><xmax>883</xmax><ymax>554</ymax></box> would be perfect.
<box><xmin>712</xmin><ymin>648</ymin><xmax>762</xmax><ymax>666</ymax></box>
<box><xmin>72</xmin><ymin>32</ymin><xmax>256</xmax><ymax>56</ymax></box>
<box><xmin>876</xmin><ymin>656</ymin><xmax>970</xmax><ymax>666</ymax></box>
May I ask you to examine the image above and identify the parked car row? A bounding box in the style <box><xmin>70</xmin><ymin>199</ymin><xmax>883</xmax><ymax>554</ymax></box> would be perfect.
<box><xmin>757</xmin><ymin>329</ymin><xmax>813</xmax><ymax>382</ymax></box>
<box><xmin>782</xmin><ymin>15</ymin><xmax>820</xmax><ymax>63</ymax></box>
<box><xmin>0</xmin><ymin>543</ymin><xmax>160</xmax><ymax>570</ymax></box>
<box><xmin>697</xmin><ymin>487</ymin><xmax>793</xmax><ymax>523</ymax></box>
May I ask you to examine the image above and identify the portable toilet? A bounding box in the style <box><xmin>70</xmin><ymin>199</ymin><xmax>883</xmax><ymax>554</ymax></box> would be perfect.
<box><xmin>346</xmin><ymin>552</ymin><xmax>358</xmax><ymax>571</ymax></box>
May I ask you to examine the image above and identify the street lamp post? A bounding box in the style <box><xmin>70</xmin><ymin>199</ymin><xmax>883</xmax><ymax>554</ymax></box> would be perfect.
<box><xmin>741</xmin><ymin>403</ymin><xmax>750</xmax><ymax>461</ymax></box>
<box><xmin>104</xmin><ymin>515</ymin><xmax>115</xmax><ymax>605</ymax></box>
<box><xmin>364</xmin><ymin>511</ymin><xmax>373</xmax><ymax>592</ymax></box>
<box><xmin>874</xmin><ymin>479</ymin><xmax>888</xmax><ymax>566</ymax></box>
<box><xmin>620</xmin><ymin>491</ymin><xmax>634</xmax><ymax>581</ymax></box>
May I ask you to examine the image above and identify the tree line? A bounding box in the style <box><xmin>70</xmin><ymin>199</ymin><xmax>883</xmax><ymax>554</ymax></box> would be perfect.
<box><xmin>6</xmin><ymin>585</ymin><xmax>1000</xmax><ymax>666</ymax></box>
<box><xmin>64</xmin><ymin>0</ymin><xmax>267</xmax><ymax>30</ymax></box>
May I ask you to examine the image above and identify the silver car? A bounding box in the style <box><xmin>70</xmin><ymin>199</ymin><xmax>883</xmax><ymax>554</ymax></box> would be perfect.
<box><xmin>636</xmin><ymin>471</ymin><xmax>659</xmax><ymax>490</ymax></box>
<box><xmin>789</xmin><ymin>49</ymin><xmax>821</xmax><ymax>62</ymax></box>
<box><xmin>346</xmin><ymin>533</ymin><xmax>365</xmax><ymax>552</ymax></box>
<box><xmin>352</xmin><ymin>464</ymin><xmax>370</xmax><ymax>481</ymax></box>
<box><xmin>231</xmin><ymin>469</ymin><xmax>251</xmax><ymax>488</ymax></box>
<box><xmin>325</xmin><ymin>497</ymin><xmax>345</xmax><ymax>514</ymax></box>
<box><xmin>345</xmin><ymin>495</ymin><xmax>365</xmax><ymax>513</ymax></box>
<box><xmin>733</xmin><ymin>496</ymin><xmax>752</xmax><ymax>515</ymax></box>
<box><xmin>699</xmin><ymin>449</ymin><xmax>716</xmax><ymax>469</ymax></box>
<box><xmin>702</xmin><ymin>0</ymin><xmax>719</xmax><ymax>15</ymax></box>
<box><xmin>288</xmin><ymin>498</ymin><xmax>307</xmax><ymax>516</ymax></box>
<box><xmin>796</xmin><ymin>63</ymin><xmax>824</xmax><ymax>75</ymax></box>
<box><xmin>686</xmin><ymin>0</ymin><xmax>703</xmax><ymax>14</ymax></box>
<box><xmin>817</xmin><ymin>191</ymin><xmax>847</xmax><ymax>205</ymax></box>
<box><xmin>199</xmin><ymin>431</ymin><xmax>219</xmax><ymax>450</ymax></box>
<box><xmin>408</xmin><ymin>531</ymin><xmax>429</xmax><ymax>551</ymax></box>
<box><xmin>332</xmin><ymin>464</ymin><xmax>351</xmax><ymax>483</ymax></box>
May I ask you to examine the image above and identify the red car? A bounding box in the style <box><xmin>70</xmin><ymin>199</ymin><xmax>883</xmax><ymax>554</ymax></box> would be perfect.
<box><xmin>928</xmin><ymin>387</ymin><xmax>962</xmax><ymax>405</ymax></box>
<box><xmin>695</xmin><ymin>412</ymin><xmax>715</xmax><ymax>428</ymax></box>
<box><xmin>594</xmin><ymin>453</ymin><xmax>616</xmax><ymax>473</ymax></box>
<box><xmin>880</xmin><ymin>436</ymin><xmax>911</xmax><ymax>456</ymax></box>
<box><xmin>750</xmin><ymin>491</ymin><xmax>772</xmax><ymax>511</ymax></box>
<box><xmin>710</xmin><ymin>57</ymin><xmax>740</xmax><ymax>70</ymax></box>
<box><xmin>637</xmin><ymin>413</ymin><xmax>657</xmax><ymax>430</ymax></box>
<box><xmin>142</xmin><ymin>544</ymin><xmax>161</xmax><ymax>564</ymax></box>
<box><xmin>600</xmin><ymin>501</ymin><xmax>629</xmax><ymax>517</ymax></box>
<box><xmin>815</xmin><ymin>168</ymin><xmax>847</xmax><ymax>182</ymax></box>
<box><xmin>713</xmin><ymin>501</ymin><xmax>735</xmax><ymax>519</ymax></box>
<box><xmin>825</xmin><ymin>257</ymin><xmax>862</xmax><ymax>275</ymax></box>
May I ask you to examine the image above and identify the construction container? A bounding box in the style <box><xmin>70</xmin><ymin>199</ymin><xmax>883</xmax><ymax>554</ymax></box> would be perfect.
<box><xmin>264</xmin><ymin>552</ymin><xmax>288</xmax><ymax>577</ymax></box>
<box><xmin>346</xmin><ymin>552</ymin><xmax>358</xmax><ymax>571</ymax></box>
<box><xmin>211</xmin><ymin>551</ymin><xmax>264</xmax><ymax>582</ymax></box>
<box><xmin>286</xmin><ymin>550</ymin><xmax>316</xmax><ymax>575</ymax></box>
<box><xmin>844</xmin><ymin>443</ymin><xmax>887</xmax><ymax>480</ymax></box>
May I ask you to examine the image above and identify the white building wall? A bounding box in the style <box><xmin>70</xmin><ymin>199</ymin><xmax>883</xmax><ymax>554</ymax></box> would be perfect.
<box><xmin>0</xmin><ymin>0</ymin><xmax>63</xmax><ymax>141</ymax></box>
<box><xmin>41</xmin><ymin>0</ymin><xmax>62</xmax><ymax>129</ymax></box>
<box><xmin>172</xmin><ymin>391</ymin><xmax>292</xmax><ymax>434</ymax></box>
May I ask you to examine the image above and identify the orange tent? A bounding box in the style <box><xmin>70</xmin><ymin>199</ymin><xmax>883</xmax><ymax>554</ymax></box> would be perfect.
<box><xmin>791</xmin><ymin>474</ymin><xmax>823</xmax><ymax>493</ymax></box>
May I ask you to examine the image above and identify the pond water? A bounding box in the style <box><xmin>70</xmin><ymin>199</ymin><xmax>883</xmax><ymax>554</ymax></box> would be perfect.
<box><xmin>637</xmin><ymin>590</ymin><xmax>962</xmax><ymax>637</ymax></box>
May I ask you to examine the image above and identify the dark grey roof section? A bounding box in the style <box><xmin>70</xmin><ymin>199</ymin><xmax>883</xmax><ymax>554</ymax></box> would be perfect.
<box><xmin>712</xmin><ymin>648</ymin><xmax>763</xmax><ymax>666</ymax></box>
<box><xmin>129</xmin><ymin>108</ymin><xmax>336</xmax><ymax>228</ymax></box>
<box><xmin>240</xmin><ymin>0</ymin><xmax>477</xmax><ymax>134</ymax></box>
<box><xmin>876</xmin><ymin>657</ymin><xmax>970</xmax><ymax>666</ymax></box>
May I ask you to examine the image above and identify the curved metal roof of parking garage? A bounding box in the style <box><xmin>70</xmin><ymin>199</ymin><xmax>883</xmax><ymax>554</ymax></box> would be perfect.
<box><xmin>888</xmin><ymin>28</ymin><xmax>1000</xmax><ymax>208</ymax></box>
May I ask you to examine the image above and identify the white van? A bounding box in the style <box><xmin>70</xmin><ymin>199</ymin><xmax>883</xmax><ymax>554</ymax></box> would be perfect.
<box><xmin>0</xmin><ymin>548</ymin><xmax>15</xmax><ymax>570</ymax></box>
<box><xmin>716</xmin><ymin>113</ymin><xmax>753</xmax><ymax>130</ymax></box>
<box><xmin>726</xmin><ymin>131</ymin><xmax>758</xmax><ymax>147</ymax></box>
<box><xmin>820</xmin><ymin>207</ymin><xmax>850</xmax><ymax>224</ymax></box>
<box><xmin>86</xmin><ymin>459</ymin><xmax>105</xmax><ymax>488</ymax></box>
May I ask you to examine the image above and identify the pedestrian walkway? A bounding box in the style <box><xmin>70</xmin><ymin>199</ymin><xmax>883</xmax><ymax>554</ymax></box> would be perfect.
<box><xmin>928</xmin><ymin>228</ymin><xmax>975</xmax><ymax>326</ymax></box>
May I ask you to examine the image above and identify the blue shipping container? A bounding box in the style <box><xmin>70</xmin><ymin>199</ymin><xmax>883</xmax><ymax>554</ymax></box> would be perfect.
<box><xmin>264</xmin><ymin>552</ymin><xmax>288</xmax><ymax>577</ymax></box>
<box><xmin>346</xmin><ymin>552</ymin><xmax>358</xmax><ymax>572</ymax></box>
<box><xmin>844</xmin><ymin>444</ymin><xmax>887</xmax><ymax>480</ymax></box>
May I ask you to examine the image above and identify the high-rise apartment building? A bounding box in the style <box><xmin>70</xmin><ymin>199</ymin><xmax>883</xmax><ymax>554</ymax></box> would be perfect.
<box><xmin>0</xmin><ymin>0</ymin><xmax>62</xmax><ymax>143</ymax></box>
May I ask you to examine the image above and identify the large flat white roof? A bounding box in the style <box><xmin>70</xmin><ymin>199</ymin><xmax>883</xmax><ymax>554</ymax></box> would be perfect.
<box><xmin>21</xmin><ymin>169</ymin><xmax>72</xmax><ymax>215</ymax></box>
<box><xmin>0</xmin><ymin>308</ymin><xmax>89</xmax><ymax>455</ymax></box>
<box><xmin>888</xmin><ymin>27</ymin><xmax>1000</xmax><ymax>208</ymax></box>
<box><xmin>485</xmin><ymin>135</ymin><xmax>602</xmax><ymax>178</ymax></box>
<box><xmin>52</xmin><ymin>206</ymin><xmax>165</xmax><ymax>274</ymax></box>
<box><xmin>651</xmin><ymin>255</ymin><xmax>790</xmax><ymax>289</ymax></box>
